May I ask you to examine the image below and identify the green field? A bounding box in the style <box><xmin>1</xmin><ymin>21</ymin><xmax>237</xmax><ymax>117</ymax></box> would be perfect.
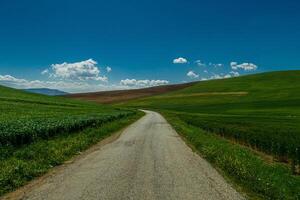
<box><xmin>0</xmin><ymin>85</ymin><xmax>141</xmax><ymax>196</ymax></box>
<box><xmin>0</xmin><ymin>85</ymin><xmax>135</xmax><ymax>147</ymax></box>
<box><xmin>120</xmin><ymin>70</ymin><xmax>300</xmax><ymax>199</ymax></box>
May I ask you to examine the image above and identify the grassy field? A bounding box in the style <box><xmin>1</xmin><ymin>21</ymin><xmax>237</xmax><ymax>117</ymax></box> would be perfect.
<box><xmin>119</xmin><ymin>70</ymin><xmax>300</xmax><ymax>199</ymax></box>
<box><xmin>0</xmin><ymin>85</ymin><xmax>141</xmax><ymax>196</ymax></box>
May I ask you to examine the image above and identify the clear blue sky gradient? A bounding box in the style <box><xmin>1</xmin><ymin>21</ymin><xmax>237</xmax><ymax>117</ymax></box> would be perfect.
<box><xmin>0</xmin><ymin>0</ymin><xmax>299</xmax><ymax>86</ymax></box>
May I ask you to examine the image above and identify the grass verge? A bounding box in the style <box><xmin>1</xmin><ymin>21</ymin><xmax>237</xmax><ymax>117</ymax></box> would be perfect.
<box><xmin>162</xmin><ymin>111</ymin><xmax>300</xmax><ymax>200</ymax></box>
<box><xmin>0</xmin><ymin>111</ymin><xmax>144</xmax><ymax>197</ymax></box>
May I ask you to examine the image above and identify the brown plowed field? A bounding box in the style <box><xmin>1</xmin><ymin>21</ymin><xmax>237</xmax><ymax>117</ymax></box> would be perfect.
<box><xmin>66</xmin><ymin>82</ymin><xmax>196</xmax><ymax>104</ymax></box>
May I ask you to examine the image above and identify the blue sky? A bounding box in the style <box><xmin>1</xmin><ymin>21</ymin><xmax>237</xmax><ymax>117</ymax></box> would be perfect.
<box><xmin>0</xmin><ymin>0</ymin><xmax>299</xmax><ymax>92</ymax></box>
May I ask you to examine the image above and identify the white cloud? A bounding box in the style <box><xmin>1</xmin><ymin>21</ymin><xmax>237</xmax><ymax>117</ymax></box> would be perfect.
<box><xmin>224</xmin><ymin>74</ymin><xmax>232</xmax><ymax>78</ymax></box>
<box><xmin>120</xmin><ymin>79</ymin><xmax>136</xmax><ymax>86</ymax></box>
<box><xmin>120</xmin><ymin>79</ymin><xmax>169</xmax><ymax>88</ymax></box>
<box><xmin>0</xmin><ymin>75</ymin><xmax>27</xmax><ymax>84</ymax></box>
<box><xmin>209</xmin><ymin>63</ymin><xmax>223</xmax><ymax>68</ymax></box>
<box><xmin>86</xmin><ymin>76</ymin><xmax>108</xmax><ymax>82</ymax></box>
<box><xmin>230</xmin><ymin>71</ymin><xmax>240</xmax><ymax>77</ymax></box>
<box><xmin>106</xmin><ymin>66</ymin><xmax>112</xmax><ymax>73</ymax></box>
<box><xmin>187</xmin><ymin>71</ymin><xmax>199</xmax><ymax>79</ymax></box>
<box><xmin>231</xmin><ymin>62</ymin><xmax>257</xmax><ymax>71</ymax></box>
<box><xmin>41</xmin><ymin>69</ymin><xmax>49</xmax><ymax>75</ymax></box>
<box><xmin>195</xmin><ymin>60</ymin><xmax>206</xmax><ymax>67</ymax></box>
<box><xmin>173</xmin><ymin>57</ymin><xmax>188</xmax><ymax>64</ymax></box>
<box><xmin>230</xmin><ymin>62</ymin><xmax>238</xmax><ymax>68</ymax></box>
<box><xmin>0</xmin><ymin>74</ymin><xmax>118</xmax><ymax>93</ymax></box>
<box><xmin>46</xmin><ymin>59</ymin><xmax>107</xmax><ymax>82</ymax></box>
<box><xmin>208</xmin><ymin>71</ymin><xmax>240</xmax><ymax>80</ymax></box>
<box><xmin>195</xmin><ymin>60</ymin><xmax>223</xmax><ymax>68</ymax></box>
<box><xmin>0</xmin><ymin>74</ymin><xmax>78</xmax><ymax>90</ymax></box>
<box><xmin>209</xmin><ymin>74</ymin><xmax>223</xmax><ymax>80</ymax></box>
<box><xmin>1</xmin><ymin>73</ymin><xmax>169</xmax><ymax>93</ymax></box>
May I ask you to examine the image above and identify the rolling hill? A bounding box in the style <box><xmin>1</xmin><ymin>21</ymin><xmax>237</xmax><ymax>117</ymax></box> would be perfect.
<box><xmin>23</xmin><ymin>88</ymin><xmax>68</xmax><ymax>96</ymax></box>
<box><xmin>66</xmin><ymin>82</ymin><xmax>196</xmax><ymax>104</ymax></box>
<box><xmin>121</xmin><ymin>70</ymin><xmax>300</xmax><ymax>114</ymax></box>
<box><xmin>120</xmin><ymin>71</ymin><xmax>300</xmax><ymax>159</ymax></box>
<box><xmin>0</xmin><ymin>84</ymin><xmax>136</xmax><ymax>147</ymax></box>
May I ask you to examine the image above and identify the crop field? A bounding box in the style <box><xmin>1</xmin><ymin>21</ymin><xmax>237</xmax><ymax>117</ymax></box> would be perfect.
<box><xmin>0</xmin><ymin>85</ymin><xmax>135</xmax><ymax>147</ymax></box>
<box><xmin>121</xmin><ymin>71</ymin><xmax>300</xmax><ymax>168</ymax></box>
<box><xmin>0</xmin><ymin>85</ymin><xmax>140</xmax><ymax>196</ymax></box>
<box><xmin>162</xmin><ymin>112</ymin><xmax>300</xmax><ymax>199</ymax></box>
<box><xmin>66</xmin><ymin>82</ymin><xmax>196</xmax><ymax>104</ymax></box>
<box><xmin>119</xmin><ymin>70</ymin><xmax>300</xmax><ymax>199</ymax></box>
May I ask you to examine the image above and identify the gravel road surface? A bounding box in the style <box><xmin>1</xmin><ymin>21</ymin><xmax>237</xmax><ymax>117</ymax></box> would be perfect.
<box><xmin>5</xmin><ymin>110</ymin><xmax>244</xmax><ymax>200</ymax></box>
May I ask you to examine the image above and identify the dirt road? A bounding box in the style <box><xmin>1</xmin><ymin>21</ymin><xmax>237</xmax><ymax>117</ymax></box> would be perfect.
<box><xmin>5</xmin><ymin>110</ymin><xmax>244</xmax><ymax>200</ymax></box>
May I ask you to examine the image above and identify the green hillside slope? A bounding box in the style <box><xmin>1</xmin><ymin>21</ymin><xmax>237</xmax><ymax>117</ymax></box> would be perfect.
<box><xmin>123</xmin><ymin>70</ymin><xmax>300</xmax><ymax>115</ymax></box>
<box><xmin>0</xmin><ymin>85</ymin><xmax>134</xmax><ymax>146</ymax></box>
<box><xmin>122</xmin><ymin>71</ymin><xmax>300</xmax><ymax>163</ymax></box>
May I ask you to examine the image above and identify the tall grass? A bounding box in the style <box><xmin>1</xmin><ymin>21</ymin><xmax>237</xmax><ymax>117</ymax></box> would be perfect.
<box><xmin>178</xmin><ymin>113</ymin><xmax>300</xmax><ymax>173</ymax></box>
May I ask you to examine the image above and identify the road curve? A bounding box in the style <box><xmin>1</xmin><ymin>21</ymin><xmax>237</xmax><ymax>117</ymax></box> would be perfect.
<box><xmin>7</xmin><ymin>110</ymin><xmax>244</xmax><ymax>200</ymax></box>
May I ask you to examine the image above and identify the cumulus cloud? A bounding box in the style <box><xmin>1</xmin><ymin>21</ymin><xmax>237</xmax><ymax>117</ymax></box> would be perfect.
<box><xmin>173</xmin><ymin>57</ymin><xmax>188</xmax><ymax>64</ymax></box>
<box><xmin>208</xmin><ymin>71</ymin><xmax>240</xmax><ymax>80</ymax></box>
<box><xmin>0</xmin><ymin>74</ymin><xmax>117</xmax><ymax>93</ymax></box>
<box><xmin>231</xmin><ymin>62</ymin><xmax>257</xmax><ymax>71</ymax></box>
<box><xmin>44</xmin><ymin>59</ymin><xmax>107</xmax><ymax>82</ymax></box>
<box><xmin>106</xmin><ymin>66</ymin><xmax>112</xmax><ymax>73</ymax></box>
<box><xmin>0</xmin><ymin>75</ymin><xmax>27</xmax><ymax>84</ymax></box>
<box><xmin>187</xmin><ymin>71</ymin><xmax>199</xmax><ymax>79</ymax></box>
<box><xmin>0</xmin><ymin>74</ymin><xmax>83</xmax><ymax>90</ymax></box>
<box><xmin>120</xmin><ymin>79</ymin><xmax>169</xmax><ymax>88</ymax></box>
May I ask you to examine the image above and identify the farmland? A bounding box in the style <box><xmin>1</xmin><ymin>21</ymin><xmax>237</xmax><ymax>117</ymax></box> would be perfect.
<box><xmin>66</xmin><ymin>81</ymin><xmax>196</xmax><ymax>104</ymax></box>
<box><xmin>0</xmin><ymin>85</ymin><xmax>135</xmax><ymax>147</ymax></box>
<box><xmin>2</xmin><ymin>70</ymin><xmax>300</xmax><ymax>199</ymax></box>
<box><xmin>0</xmin><ymin>85</ymin><xmax>141</xmax><ymax>196</ymax></box>
<box><xmin>118</xmin><ymin>70</ymin><xmax>300</xmax><ymax>199</ymax></box>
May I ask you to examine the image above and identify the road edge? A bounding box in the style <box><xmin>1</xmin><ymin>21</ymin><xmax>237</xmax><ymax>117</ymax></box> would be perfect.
<box><xmin>1</xmin><ymin>112</ymin><xmax>145</xmax><ymax>200</ymax></box>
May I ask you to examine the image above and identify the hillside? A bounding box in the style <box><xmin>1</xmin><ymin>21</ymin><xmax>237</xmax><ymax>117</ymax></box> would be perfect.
<box><xmin>121</xmin><ymin>71</ymin><xmax>300</xmax><ymax>114</ymax></box>
<box><xmin>23</xmin><ymin>88</ymin><xmax>68</xmax><ymax>96</ymax></box>
<box><xmin>66</xmin><ymin>82</ymin><xmax>196</xmax><ymax>104</ymax></box>
<box><xmin>0</xmin><ymin>85</ymin><xmax>134</xmax><ymax>147</ymax></box>
<box><xmin>121</xmin><ymin>71</ymin><xmax>300</xmax><ymax>154</ymax></box>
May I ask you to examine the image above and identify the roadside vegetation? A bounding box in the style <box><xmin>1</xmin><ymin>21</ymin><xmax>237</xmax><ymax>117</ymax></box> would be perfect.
<box><xmin>119</xmin><ymin>70</ymin><xmax>300</xmax><ymax>199</ymax></box>
<box><xmin>163</xmin><ymin>112</ymin><xmax>300</xmax><ymax>199</ymax></box>
<box><xmin>0</xmin><ymin>85</ymin><xmax>142</xmax><ymax>196</ymax></box>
